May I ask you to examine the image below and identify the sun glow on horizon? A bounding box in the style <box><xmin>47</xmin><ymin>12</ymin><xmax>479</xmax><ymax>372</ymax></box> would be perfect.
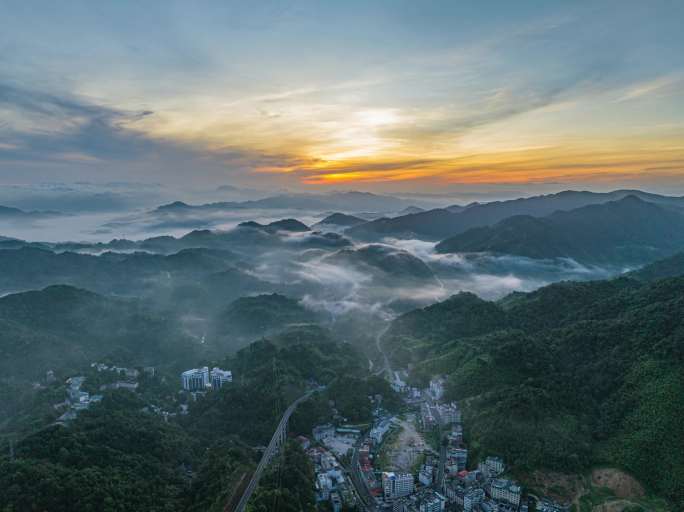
<box><xmin>1</xmin><ymin>1</ymin><xmax>683</xmax><ymax>192</ymax></box>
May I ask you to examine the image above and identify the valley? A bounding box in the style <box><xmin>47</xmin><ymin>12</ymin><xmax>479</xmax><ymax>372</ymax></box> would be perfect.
<box><xmin>1</xmin><ymin>189</ymin><xmax>683</xmax><ymax>512</ymax></box>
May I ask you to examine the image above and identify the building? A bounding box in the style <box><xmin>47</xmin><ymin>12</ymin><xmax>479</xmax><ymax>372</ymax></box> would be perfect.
<box><xmin>330</xmin><ymin>492</ymin><xmax>342</xmax><ymax>512</ymax></box>
<box><xmin>408</xmin><ymin>387</ymin><xmax>422</xmax><ymax>400</ymax></box>
<box><xmin>418</xmin><ymin>464</ymin><xmax>434</xmax><ymax>486</ymax></box>
<box><xmin>296</xmin><ymin>435</ymin><xmax>311</xmax><ymax>450</ymax></box>
<box><xmin>358</xmin><ymin>444</ymin><xmax>370</xmax><ymax>465</ymax></box>
<box><xmin>537</xmin><ymin>499</ymin><xmax>571</xmax><ymax>512</ymax></box>
<box><xmin>181</xmin><ymin>367</ymin><xmax>209</xmax><ymax>391</ymax></box>
<box><xmin>370</xmin><ymin>419</ymin><xmax>392</xmax><ymax>444</ymax></box>
<box><xmin>313</xmin><ymin>424</ymin><xmax>335</xmax><ymax>442</ymax></box>
<box><xmin>429</xmin><ymin>377</ymin><xmax>445</xmax><ymax>401</ymax></box>
<box><xmin>448</xmin><ymin>424</ymin><xmax>463</xmax><ymax>444</ymax></box>
<box><xmin>438</xmin><ymin>402</ymin><xmax>461</xmax><ymax>425</ymax></box>
<box><xmin>480</xmin><ymin>456</ymin><xmax>505</xmax><ymax>476</ymax></box>
<box><xmin>210</xmin><ymin>367</ymin><xmax>232</xmax><ymax>389</ymax></box>
<box><xmin>489</xmin><ymin>479</ymin><xmax>521</xmax><ymax>507</ymax></box>
<box><xmin>450</xmin><ymin>447</ymin><xmax>468</xmax><ymax>471</ymax></box>
<box><xmin>100</xmin><ymin>381</ymin><xmax>139</xmax><ymax>391</ymax></box>
<box><xmin>419</xmin><ymin>490</ymin><xmax>446</xmax><ymax>512</ymax></box>
<box><xmin>443</xmin><ymin>482</ymin><xmax>465</xmax><ymax>506</ymax></box>
<box><xmin>317</xmin><ymin>473</ymin><xmax>333</xmax><ymax>500</ymax></box>
<box><xmin>463</xmin><ymin>488</ymin><xmax>485</xmax><ymax>512</ymax></box>
<box><xmin>382</xmin><ymin>472</ymin><xmax>414</xmax><ymax>500</ymax></box>
<box><xmin>421</xmin><ymin>403</ymin><xmax>437</xmax><ymax>429</ymax></box>
<box><xmin>462</xmin><ymin>469</ymin><xmax>482</xmax><ymax>485</ymax></box>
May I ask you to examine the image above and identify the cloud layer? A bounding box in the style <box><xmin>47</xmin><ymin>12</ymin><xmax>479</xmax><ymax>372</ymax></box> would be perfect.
<box><xmin>0</xmin><ymin>2</ymin><xmax>683</xmax><ymax>192</ymax></box>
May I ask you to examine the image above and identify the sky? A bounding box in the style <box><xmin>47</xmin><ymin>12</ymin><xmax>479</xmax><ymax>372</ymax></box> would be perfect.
<box><xmin>1</xmin><ymin>0</ymin><xmax>684</xmax><ymax>196</ymax></box>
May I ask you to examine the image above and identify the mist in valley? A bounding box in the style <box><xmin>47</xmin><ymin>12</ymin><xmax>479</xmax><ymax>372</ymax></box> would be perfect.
<box><xmin>0</xmin><ymin>197</ymin><xmax>623</xmax><ymax>362</ymax></box>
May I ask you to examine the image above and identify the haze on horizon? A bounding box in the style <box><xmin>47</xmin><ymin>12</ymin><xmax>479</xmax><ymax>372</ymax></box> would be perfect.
<box><xmin>1</xmin><ymin>0</ymin><xmax>683</xmax><ymax>196</ymax></box>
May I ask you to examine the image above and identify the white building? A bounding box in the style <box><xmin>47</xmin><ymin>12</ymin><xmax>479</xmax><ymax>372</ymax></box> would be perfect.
<box><xmin>181</xmin><ymin>367</ymin><xmax>209</xmax><ymax>391</ymax></box>
<box><xmin>489</xmin><ymin>479</ymin><xmax>521</xmax><ymax>507</ymax></box>
<box><xmin>382</xmin><ymin>472</ymin><xmax>414</xmax><ymax>500</ymax></box>
<box><xmin>210</xmin><ymin>367</ymin><xmax>232</xmax><ymax>389</ymax></box>
<box><xmin>391</xmin><ymin>371</ymin><xmax>407</xmax><ymax>393</ymax></box>
<box><xmin>428</xmin><ymin>377</ymin><xmax>445</xmax><ymax>401</ymax></box>
<box><xmin>317</xmin><ymin>473</ymin><xmax>333</xmax><ymax>500</ymax></box>
<box><xmin>419</xmin><ymin>491</ymin><xmax>446</xmax><ymax>512</ymax></box>
<box><xmin>419</xmin><ymin>465</ymin><xmax>433</xmax><ymax>486</ymax></box>
<box><xmin>370</xmin><ymin>419</ymin><xmax>392</xmax><ymax>444</ymax></box>
<box><xmin>421</xmin><ymin>403</ymin><xmax>437</xmax><ymax>429</ymax></box>
<box><xmin>464</xmin><ymin>488</ymin><xmax>485</xmax><ymax>512</ymax></box>
<box><xmin>444</xmin><ymin>482</ymin><xmax>465</xmax><ymax>506</ymax></box>
<box><xmin>480</xmin><ymin>456</ymin><xmax>505</xmax><ymax>477</ymax></box>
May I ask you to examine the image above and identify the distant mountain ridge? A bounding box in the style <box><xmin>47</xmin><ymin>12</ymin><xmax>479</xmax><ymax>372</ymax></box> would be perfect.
<box><xmin>314</xmin><ymin>212</ymin><xmax>366</xmax><ymax>228</ymax></box>
<box><xmin>155</xmin><ymin>190</ymin><xmax>424</xmax><ymax>214</ymax></box>
<box><xmin>0</xmin><ymin>218</ymin><xmax>352</xmax><ymax>256</ymax></box>
<box><xmin>347</xmin><ymin>189</ymin><xmax>684</xmax><ymax>241</ymax></box>
<box><xmin>0</xmin><ymin>204</ymin><xmax>62</xmax><ymax>220</ymax></box>
<box><xmin>237</xmin><ymin>218</ymin><xmax>310</xmax><ymax>232</ymax></box>
<box><xmin>436</xmin><ymin>195</ymin><xmax>684</xmax><ymax>266</ymax></box>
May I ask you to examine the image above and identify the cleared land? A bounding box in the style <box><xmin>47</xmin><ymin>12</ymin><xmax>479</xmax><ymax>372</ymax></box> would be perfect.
<box><xmin>379</xmin><ymin>415</ymin><xmax>431</xmax><ymax>472</ymax></box>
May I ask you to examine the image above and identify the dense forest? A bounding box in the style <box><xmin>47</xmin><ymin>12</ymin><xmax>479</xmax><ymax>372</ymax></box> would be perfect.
<box><xmin>0</xmin><ymin>323</ymin><xmax>397</xmax><ymax>511</ymax></box>
<box><xmin>383</xmin><ymin>273</ymin><xmax>684</xmax><ymax>507</ymax></box>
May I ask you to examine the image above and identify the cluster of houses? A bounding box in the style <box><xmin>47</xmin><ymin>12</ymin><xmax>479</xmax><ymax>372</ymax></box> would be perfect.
<box><xmin>343</xmin><ymin>374</ymin><xmax>571</xmax><ymax>512</ymax></box>
<box><xmin>382</xmin><ymin>472</ymin><xmax>447</xmax><ymax>512</ymax></box>
<box><xmin>441</xmin><ymin>455</ymin><xmax>525</xmax><ymax>512</ymax></box>
<box><xmin>295</xmin><ymin>434</ymin><xmax>359</xmax><ymax>511</ymax></box>
<box><xmin>53</xmin><ymin>362</ymin><xmax>171</xmax><ymax>424</ymax></box>
<box><xmin>92</xmin><ymin>362</ymin><xmax>155</xmax><ymax>392</ymax></box>
<box><xmin>55</xmin><ymin>375</ymin><xmax>103</xmax><ymax>423</ymax></box>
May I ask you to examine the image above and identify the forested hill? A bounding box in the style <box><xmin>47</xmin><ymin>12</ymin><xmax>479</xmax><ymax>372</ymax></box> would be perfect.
<box><xmin>0</xmin><ymin>285</ymin><xmax>196</xmax><ymax>380</ymax></box>
<box><xmin>0</xmin><ymin>325</ymin><xmax>384</xmax><ymax>511</ymax></box>
<box><xmin>627</xmin><ymin>251</ymin><xmax>684</xmax><ymax>281</ymax></box>
<box><xmin>435</xmin><ymin>195</ymin><xmax>684</xmax><ymax>266</ymax></box>
<box><xmin>383</xmin><ymin>272</ymin><xmax>684</xmax><ymax>508</ymax></box>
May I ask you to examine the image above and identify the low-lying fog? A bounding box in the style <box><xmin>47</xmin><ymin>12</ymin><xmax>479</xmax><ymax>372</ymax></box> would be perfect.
<box><xmin>0</xmin><ymin>206</ymin><xmax>620</xmax><ymax>324</ymax></box>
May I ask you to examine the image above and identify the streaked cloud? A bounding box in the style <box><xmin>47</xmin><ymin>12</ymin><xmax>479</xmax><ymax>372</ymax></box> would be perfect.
<box><xmin>0</xmin><ymin>0</ymin><xmax>683</xmax><ymax>192</ymax></box>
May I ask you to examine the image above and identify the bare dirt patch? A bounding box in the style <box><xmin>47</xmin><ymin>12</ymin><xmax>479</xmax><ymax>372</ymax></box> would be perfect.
<box><xmin>384</xmin><ymin>415</ymin><xmax>429</xmax><ymax>472</ymax></box>
<box><xmin>522</xmin><ymin>470</ymin><xmax>585</xmax><ymax>502</ymax></box>
<box><xmin>592</xmin><ymin>468</ymin><xmax>645</xmax><ymax>500</ymax></box>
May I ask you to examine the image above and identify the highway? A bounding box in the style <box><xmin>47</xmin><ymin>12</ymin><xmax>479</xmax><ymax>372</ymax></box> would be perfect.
<box><xmin>231</xmin><ymin>390</ymin><xmax>315</xmax><ymax>512</ymax></box>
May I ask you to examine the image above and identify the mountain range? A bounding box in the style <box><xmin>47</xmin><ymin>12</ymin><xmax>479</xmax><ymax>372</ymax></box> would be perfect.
<box><xmin>347</xmin><ymin>189</ymin><xmax>684</xmax><ymax>241</ymax></box>
<box><xmin>0</xmin><ymin>205</ymin><xmax>61</xmax><ymax>220</ymax></box>
<box><xmin>436</xmin><ymin>195</ymin><xmax>684</xmax><ymax>266</ymax></box>
<box><xmin>155</xmin><ymin>190</ymin><xmax>425</xmax><ymax>214</ymax></box>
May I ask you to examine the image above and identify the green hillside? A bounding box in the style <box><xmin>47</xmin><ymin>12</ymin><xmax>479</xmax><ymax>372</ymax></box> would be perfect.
<box><xmin>0</xmin><ymin>285</ymin><xmax>196</xmax><ymax>380</ymax></box>
<box><xmin>383</xmin><ymin>274</ymin><xmax>684</xmax><ymax>507</ymax></box>
<box><xmin>436</xmin><ymin>196</ymin><xmax>684</xmax><ymax>266</ymax></box>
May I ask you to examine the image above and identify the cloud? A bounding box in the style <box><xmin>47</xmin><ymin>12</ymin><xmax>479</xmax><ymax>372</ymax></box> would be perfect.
<box><xmin>616</xmin><ymin>74</ymin><xmax>684</xmax><ymax>103</ymax></box>
<box><xmin>0</xmin><ymin>82</ymin><xmax>297</xmax><ymax>186</ymax></box>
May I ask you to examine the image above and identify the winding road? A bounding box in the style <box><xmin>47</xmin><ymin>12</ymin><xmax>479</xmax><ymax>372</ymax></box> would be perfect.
<box><xmin>373</xmin><ymin>324</ymin><xmax>392</xmax><ymax>380</ymax></box>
